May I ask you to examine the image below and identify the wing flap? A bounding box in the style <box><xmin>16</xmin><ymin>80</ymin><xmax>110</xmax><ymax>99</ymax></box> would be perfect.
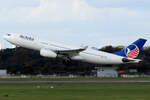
<box><xmin>55</xmin><ymin>46</ymin><xmax>88</xmax><ymax>57</ymax></box>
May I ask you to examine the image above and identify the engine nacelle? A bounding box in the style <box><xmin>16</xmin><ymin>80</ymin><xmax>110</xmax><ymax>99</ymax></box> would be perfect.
<box><xmin>40</xmin><ymin>48</ymin><xmax>57</xmax><ymax>58</ymax></box>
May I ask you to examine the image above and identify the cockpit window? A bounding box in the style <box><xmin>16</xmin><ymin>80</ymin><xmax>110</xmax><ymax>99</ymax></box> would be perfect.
<box><xmin>7</xmin><ymin>34</ymin><xmax>11</xmax><ymax>36</ymax></box>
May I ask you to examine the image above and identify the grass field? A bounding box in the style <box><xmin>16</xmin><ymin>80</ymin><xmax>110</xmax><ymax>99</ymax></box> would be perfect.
<box><xmin>1</xmin><ymin>77</ymin><xmax>150</xmax><ymax>81</ymax></box>
<box><xmin>0</xmin><ymin>83</ymin><xmax>150</xmax><ymax>100</ymax></box>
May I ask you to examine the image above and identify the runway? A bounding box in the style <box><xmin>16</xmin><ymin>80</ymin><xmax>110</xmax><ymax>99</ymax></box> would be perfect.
<box><xmin>0</xmin><ymin>80</ymin><xmax>150</xmax><ymax>83</ymax></box>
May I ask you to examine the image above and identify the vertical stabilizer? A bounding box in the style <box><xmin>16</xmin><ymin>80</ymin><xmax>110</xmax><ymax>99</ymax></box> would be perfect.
<box><xmin>114</xmin><ymin>38</ymin><xmax>147</xmax><ymax>58</ymax></box>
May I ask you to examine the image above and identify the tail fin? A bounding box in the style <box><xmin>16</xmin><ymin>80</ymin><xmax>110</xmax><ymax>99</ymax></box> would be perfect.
<box><xmin>114</xmin><ymin>38</ymin><xmax>147</xmax><ymax>58</ymax></box>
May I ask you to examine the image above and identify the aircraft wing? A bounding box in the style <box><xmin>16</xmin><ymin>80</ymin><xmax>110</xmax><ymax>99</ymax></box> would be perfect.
<box><xmin>55</xmin><ymin>46</ymin><xmax>88</xmax><ymax>57</ymax></box>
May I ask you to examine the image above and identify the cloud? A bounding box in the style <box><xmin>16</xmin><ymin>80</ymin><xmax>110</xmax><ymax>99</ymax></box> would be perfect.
<box><xmin>30</xmin><ymin>0</ymin><xmax>73</xmax><ymax>23</ymax></box>
<box><xmin>72</xmin><ymin>0</ymin><xmax>100</xmax><ymax>21</ymax></box>
<box><xmin>25</xmin><ymin>0</ymin><xmax>101</xmax><ymax>23</ymax></box>
<box><xmin>0</xmin><ymin>0</ymin><xmax>143</xmax><ymax>24</ymax></box>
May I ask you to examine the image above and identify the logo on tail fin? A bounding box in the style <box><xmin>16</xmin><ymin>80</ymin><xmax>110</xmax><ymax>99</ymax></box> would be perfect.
<box><xmin>125</xmin><ymin>44</ymin><xmax>139</xmax><ymax>58</ymax></box>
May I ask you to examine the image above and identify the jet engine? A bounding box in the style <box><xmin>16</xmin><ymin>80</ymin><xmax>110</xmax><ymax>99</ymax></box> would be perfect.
<box><xmin>40</xmin><ymin>48</ymin><xmax>57</xmax><ymax>58</ymax></box>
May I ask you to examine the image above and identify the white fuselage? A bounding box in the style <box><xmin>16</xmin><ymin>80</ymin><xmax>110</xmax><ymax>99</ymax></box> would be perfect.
<box><xmin>4</xmin><ymin>33</ymin><xmax>126</xmax><ymax>64</ymax></box>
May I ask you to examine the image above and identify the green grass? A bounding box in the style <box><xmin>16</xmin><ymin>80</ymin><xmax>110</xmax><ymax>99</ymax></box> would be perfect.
<box><xmin>1</xmin><ymin>77</ymin><xmax>150</xmax><ymax>81</ymax></box>
<box><xmin>0</xmin><ymin>83</ymin><xmax>150</xmax><ymax>100</ymax></box>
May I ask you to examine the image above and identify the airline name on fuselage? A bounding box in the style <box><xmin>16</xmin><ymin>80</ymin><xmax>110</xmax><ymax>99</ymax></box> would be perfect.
<box><xmin>20</xmin><ymin>35</ymin><xmax>34</xmax><ymax>41</ymax></box>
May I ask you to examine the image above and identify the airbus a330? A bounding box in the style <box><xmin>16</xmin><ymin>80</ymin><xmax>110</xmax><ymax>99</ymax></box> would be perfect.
<box><xmin>4</xmin><ymin>33</ymin><xmax>147</xmax><ymax>64</ymax></box>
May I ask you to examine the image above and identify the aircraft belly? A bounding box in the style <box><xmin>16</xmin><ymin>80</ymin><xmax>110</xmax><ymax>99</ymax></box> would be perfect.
<box><xmin>80</xmin><ymin>52</ymin><xmax>123</xmax><ymax>64</ymax></box>
<box><xmin>80</xmin><ymin>53</ymin><xmax>104</xmax><ymax>64</ymax></box>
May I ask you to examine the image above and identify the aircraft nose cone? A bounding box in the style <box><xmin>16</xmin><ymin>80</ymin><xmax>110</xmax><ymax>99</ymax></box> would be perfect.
<box><xmin>3</xmin><ymin>35</ymin><xmax>7</xmax><ymax>40</ymax></box>
<box><xmin>3</xmin><ymin>35</ymin><xmax>9</xmax><ymax>40</ymax></box>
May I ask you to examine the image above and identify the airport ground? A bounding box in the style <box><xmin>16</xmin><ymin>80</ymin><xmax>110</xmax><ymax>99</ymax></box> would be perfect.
<box><xmin>1</xmin><ymin>77</ymin><xmax>150</xmax><ymax>84</ymax></box>
<box><xmin>1</xmin><ymin>76</ymin><xmax>150</xmax><ymax>81</ymax></box>
<box><xmin>0</xmin><ymin>82</ymin><xmax>150</xmax><ymax>100</ymax></box>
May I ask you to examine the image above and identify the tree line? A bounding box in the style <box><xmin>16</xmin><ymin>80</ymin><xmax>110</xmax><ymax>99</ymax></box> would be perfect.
<box><xmin>0</xmin><ymin>46</ymin><xmax>150</xmax><ymax>75</ymax></box>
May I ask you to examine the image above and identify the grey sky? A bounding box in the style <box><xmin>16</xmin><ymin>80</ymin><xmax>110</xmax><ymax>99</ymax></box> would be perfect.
<box><xmin>0</xmin><ymin>0</ymin><xmax>149</xmax><ymax>48</ymax></box>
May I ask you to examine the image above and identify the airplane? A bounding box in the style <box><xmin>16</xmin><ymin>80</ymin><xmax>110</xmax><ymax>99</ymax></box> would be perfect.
<box><xmin>3</xmin><ymin>33</ymin><xmax>147</xmax><ymax>64</ymax></box>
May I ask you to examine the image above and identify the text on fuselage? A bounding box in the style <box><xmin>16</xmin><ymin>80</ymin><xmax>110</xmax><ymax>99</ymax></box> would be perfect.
<box><xmin>20</xmin><ymin>35</ymin><xmax>34</xmax><ymax>41</ymax></box>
